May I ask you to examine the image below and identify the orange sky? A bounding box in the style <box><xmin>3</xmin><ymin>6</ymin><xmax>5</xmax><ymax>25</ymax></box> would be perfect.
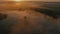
<box><xmin>0</xmin><ymin>0</ymin><xmax>60</xmax><ymax>2</ymax></box>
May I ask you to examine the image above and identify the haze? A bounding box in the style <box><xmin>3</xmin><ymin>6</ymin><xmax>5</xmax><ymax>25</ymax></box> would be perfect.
<box><xmin>0</xmin><ymin>0</ymin><xmax>60</xmax><ymax>2</ymax></box>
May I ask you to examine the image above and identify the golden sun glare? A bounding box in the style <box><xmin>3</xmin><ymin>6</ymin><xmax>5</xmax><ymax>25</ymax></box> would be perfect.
<box><xmin>15</xmin><ymin>0</ymin><xmax>21</xmax><ymax>1</ymax></box>
<box><xmin>13</xmin><ymin>0</ymin><xmax>23</xmax><ymax>2</ymax></box>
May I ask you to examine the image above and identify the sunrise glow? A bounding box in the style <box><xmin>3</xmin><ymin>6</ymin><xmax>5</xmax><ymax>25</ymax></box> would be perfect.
<box><xmin>14</xmin><ymin>0</ymin><xmax>22</xmax><ymax>1</ymax></box>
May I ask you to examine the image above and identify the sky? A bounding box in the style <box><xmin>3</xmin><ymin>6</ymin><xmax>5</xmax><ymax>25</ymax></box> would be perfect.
<box><xmin>0</xmin><ymin>0</ymin><xmax>60</xmax><ymax>2</ymax></box>
<box><xmin>27</xmin><ymin>0</ymin><xmax>60</xmax><ymax>2</ymax></box>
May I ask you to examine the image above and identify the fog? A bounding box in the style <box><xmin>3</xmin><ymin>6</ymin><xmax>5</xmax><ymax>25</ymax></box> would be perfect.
<box><xmin>0</xmin><ymin>1</ymin><xmax>60</xmax><ymax>34</ymax></box>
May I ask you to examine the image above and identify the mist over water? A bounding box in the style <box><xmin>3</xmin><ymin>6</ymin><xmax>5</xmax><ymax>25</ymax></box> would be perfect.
<box><xmin>0</xmin><ymin>1</ymin><xmax>60</xmax><ymax>34</ymax></box>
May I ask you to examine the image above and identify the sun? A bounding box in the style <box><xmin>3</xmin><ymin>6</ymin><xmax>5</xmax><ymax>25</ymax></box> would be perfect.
<box><xmin>13</xmin><ymin>0</ymin><xmax>23</xmax><ymax>2</ymax></box>
<box><xmin>15</xmin><ymin>0</ymin><xmax>21</xmax><ymax>1</ymax></box>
